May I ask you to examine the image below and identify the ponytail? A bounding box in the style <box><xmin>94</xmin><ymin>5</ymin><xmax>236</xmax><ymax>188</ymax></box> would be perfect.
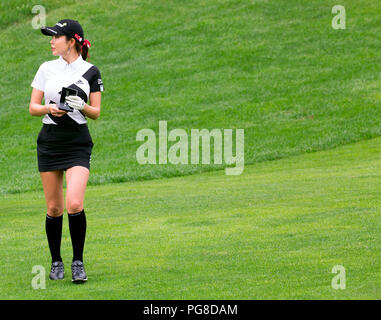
<box><xmin>67</xmin><ymin>35</ymin><xmax>91</xmax><ymax>62</ymax></box>
<box><xmin>81</xmin><ymin>44</ymin><xmax>89</xmax><ymax>61</ymax></box>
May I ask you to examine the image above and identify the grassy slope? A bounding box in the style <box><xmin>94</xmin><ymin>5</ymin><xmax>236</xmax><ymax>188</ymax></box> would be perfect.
<box><xmin>0</xmin><ymin>0</ymin><xmax>76</xmax><ymax>29</ymax></box>
<box><xmin>1</xmin><ymin>0</ymin><xmax>381</xmax><ymax>194</ymax></box>
<box><xmin>0</xmin><ymin>137</ymin><xmax>380</xmax><ymax>299</ymax></box>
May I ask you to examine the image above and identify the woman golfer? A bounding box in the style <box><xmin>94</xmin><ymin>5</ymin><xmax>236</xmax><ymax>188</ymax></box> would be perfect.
<box><xmin>29</xmin><ymin>19</ymin><xmax>104</xmax><ymax>283</ymax></box>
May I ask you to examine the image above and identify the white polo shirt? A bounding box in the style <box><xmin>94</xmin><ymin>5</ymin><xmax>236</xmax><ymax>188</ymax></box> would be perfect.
<box><xmin>31</xmin><ymin>55</ymin><xmax>104</xmax><ymax>125</ymax></box>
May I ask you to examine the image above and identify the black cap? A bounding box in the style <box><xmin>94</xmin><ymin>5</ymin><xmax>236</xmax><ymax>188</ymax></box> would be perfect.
<box><xmin>41</xmin><ymin>19</ymin><xmax>84</xmax><ymax>44</ymax></box>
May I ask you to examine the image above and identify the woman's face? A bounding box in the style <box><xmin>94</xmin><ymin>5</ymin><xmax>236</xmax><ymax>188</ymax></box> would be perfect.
<box><xmin>50</xmin><ymin>35</ymin><xmax>73</xmax><ymax>56</ymax></box>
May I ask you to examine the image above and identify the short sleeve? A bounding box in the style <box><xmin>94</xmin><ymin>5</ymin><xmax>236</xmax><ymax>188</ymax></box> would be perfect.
<box><xmin>31</xmin><ymin>63</ymin><xmax>46</xmax><ymax>91</ymax></box>
<box><xmin>89</xmin><ymin>66</ymin><xmax>104</xmax><ymax>92</ymax></box>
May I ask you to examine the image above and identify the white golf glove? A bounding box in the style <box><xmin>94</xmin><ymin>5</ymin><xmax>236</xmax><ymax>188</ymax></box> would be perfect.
<box><xmin>65</xmin><ymin>95</ymin><xmax>85</xmax><ymax>110</ymax></box>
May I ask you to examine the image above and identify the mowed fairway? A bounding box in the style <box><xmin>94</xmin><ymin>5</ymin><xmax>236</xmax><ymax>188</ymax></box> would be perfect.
<box><xmin>0</xmin><ymin>137</ymin><xmax>380</xmax><ymax>300</ymax></box>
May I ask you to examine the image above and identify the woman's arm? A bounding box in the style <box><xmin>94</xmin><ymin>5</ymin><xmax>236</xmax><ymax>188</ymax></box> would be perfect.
<box><xmin>29</xmin><ymin>88</ymin><xmax>68</xmax><ymax>117</ymax></box>
<box><xmin>82</xmin><ymin>91</ymin><xmax>101</xmax><ymax>120</ymax></box>
<box><xmin>29</xmin><ymin>88</ymin><xmax>54</xmax><ymax>116</ymax></box>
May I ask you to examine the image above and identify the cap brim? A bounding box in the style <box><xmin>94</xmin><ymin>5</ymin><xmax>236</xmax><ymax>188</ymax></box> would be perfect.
<box><xmin>41</xmin><ymin>26</ymin><xmax>64</xmax><ymax>36</ymax></box>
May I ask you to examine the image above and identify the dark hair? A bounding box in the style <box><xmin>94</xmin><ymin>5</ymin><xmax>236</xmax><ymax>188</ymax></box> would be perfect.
<box><xmin>66</xmin><ymin>35</ymin><xmax>89</xmax><ymax>61</ymax></box>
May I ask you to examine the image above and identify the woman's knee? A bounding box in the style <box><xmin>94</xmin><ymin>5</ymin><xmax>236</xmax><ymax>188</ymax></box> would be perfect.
<box><xmin>66</xmin><ymin>200</ymin><xmax>83</xmax><ymax>214</ymax></box>
<box><xmin>47</xmin><ymin>204</ymin><xmax>64</xmax><ymax>217</ymax></box>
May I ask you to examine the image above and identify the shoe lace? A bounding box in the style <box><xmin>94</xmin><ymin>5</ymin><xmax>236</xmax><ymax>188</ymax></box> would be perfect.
<box><xmin>72</xmin><ymin>262</ymin><xmax>84</xmax><ymax>275</ymax></box>
<box><xmin>51</xmin><ymin>262</ymin><xmax>63</xmax><ymax>273</ymax></box>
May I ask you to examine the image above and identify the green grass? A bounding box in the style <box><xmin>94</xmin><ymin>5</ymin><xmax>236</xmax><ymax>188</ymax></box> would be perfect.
<box><xmin>1</xmin><ymin>0</ymin><xmax>381</xmax><ymax>194</ymax></box>
<box><xmin>0</xmin><ymin>137</ymin><xmax>380</xmax><ymax>299</ymax></box>
<box><xmin>1</xmin><ymin>0</ymin><xmax>381</xmax><ymax>300</ymax></box>
<box><xmin>0</xmin><ymin>0</ymin><xmax>76</xmax><ymax>30</ymax></box>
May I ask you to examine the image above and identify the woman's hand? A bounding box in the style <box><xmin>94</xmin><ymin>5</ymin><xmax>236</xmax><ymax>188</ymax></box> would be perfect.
<box><xmin>65</xmin><ymin>95</ymin><xmax>85</xmax><ymax>110</ymax></box>
<box><xmin>49</xmin><ymin>104</ymin><xmax>67</xmax><ymax>117</ymax></box>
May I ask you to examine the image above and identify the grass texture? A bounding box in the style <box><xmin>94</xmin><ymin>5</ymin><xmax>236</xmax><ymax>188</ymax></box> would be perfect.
<box><xmin>1</xmin><ymin>0</ymin><xmax>381</xmax><ymax>194</ymax></box>
<box><xmin>0</xmin><ymin>0</ymin><xmax>380</xmax><ymax>300</ymax></box>
<box><xmin>0</xmin><ymin>137</ymin><xmax>380</xmax><ymax>299</ymax></box>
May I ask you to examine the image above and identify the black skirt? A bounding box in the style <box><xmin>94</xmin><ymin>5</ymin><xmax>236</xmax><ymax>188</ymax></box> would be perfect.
<box><xmin>37</xmin><ymin>124</ymin><xmax>94</xmax><ymax>172</ymax></box>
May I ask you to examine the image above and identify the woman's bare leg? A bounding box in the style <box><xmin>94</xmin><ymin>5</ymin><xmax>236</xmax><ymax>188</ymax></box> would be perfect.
<box><xmin>65</xmin><ymin>166</ymin><xmax>89</xmax><ymax>281</ymax></box>
<box><xmin>40</xmin><ymin>170</ymin><xmax>65</xmax><ymax>217</ymax></box>
<box><xmin>40</xmin><ymin>170</ymin><xmax>64</xmax><ymax>268</ymax></box>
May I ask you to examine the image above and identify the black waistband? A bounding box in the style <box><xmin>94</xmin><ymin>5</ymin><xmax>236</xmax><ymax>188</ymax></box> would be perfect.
<box><xmin>42</xmin><ymin>123</ymin><xmax>89</xmax><ymax>131</ymax></box>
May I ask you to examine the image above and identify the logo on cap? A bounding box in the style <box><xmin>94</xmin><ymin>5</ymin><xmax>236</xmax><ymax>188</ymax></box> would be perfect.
<box><xmin>56</xmin><ymin>22</ymin><xmax>67</xmax><ymax>28</ymax></box>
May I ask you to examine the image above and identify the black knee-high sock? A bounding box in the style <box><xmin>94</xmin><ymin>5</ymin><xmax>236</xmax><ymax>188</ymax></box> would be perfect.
<box><xmin>45</xmin><ymin>214</ymin><xmax>63</xmax><ymax>263</ymax></box>
<box><xmin>68</xmin><ymin>209</ymin><xmax>87</xmax><ymax>262</ymax></box>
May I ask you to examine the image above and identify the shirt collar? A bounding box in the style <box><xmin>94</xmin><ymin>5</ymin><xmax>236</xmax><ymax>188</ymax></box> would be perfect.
<box><xmin>58</xmin><ymin>55</ymin><xmax>83</xmax><ymax>70</ymax></box>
